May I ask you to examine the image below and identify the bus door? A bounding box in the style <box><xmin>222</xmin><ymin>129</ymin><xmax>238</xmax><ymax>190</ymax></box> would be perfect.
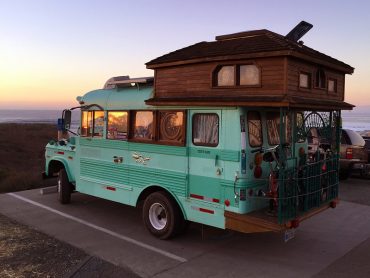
<box><xmin>78</xmin><ymin>110</ymin><xmax>130</xmax><ymax>204</ymax></box>
<box><xmin>188</xmin><ymin>110</ymin><xmax>224</xmax><ymax>207</ymax></box>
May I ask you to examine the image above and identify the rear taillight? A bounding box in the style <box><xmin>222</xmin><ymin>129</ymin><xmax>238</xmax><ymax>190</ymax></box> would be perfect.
<box><xmin>346</xmin><ymin>148</ymin><xmax>353</xmax><ymax>159</ymax></box>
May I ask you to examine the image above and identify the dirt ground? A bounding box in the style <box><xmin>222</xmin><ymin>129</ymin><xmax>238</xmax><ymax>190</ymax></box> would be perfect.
<box><xmin>0</xmin><ymin>213</ymin><xmax>85</xmax><ymax>277</ymax></box>
<box><xmin>0</xmin><ymin>123</ymin><xmax>56</xmax><ymax>193</ymax></box>
<box><xmin>0</xmin><ymin>213</ymin><xmax>139</xmax><ymax>278</ymax></box>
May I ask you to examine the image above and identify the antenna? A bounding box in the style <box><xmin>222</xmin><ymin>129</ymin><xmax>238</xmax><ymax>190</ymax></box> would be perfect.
<box><xmin>285</xmin><ymin>21</ymin><xmax>313</xmax><ymax>42</ymax></box>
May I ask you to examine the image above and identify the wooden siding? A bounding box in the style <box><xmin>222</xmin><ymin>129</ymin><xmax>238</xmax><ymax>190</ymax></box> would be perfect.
<box><xmin>154</xmin><ymin>57</ymin><xmax>286</xmax><ymax>99</ymax></box>
<box><xmin>287</xmin><ymin>57</ymin><xmax>345</xmax><ymax>101</ymax></box>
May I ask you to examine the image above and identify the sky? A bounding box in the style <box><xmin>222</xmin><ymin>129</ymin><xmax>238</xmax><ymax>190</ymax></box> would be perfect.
<box><xmin>0</xmin><ymin>0</ymin><xmax>369</xmax><ymax>109</ymax></box>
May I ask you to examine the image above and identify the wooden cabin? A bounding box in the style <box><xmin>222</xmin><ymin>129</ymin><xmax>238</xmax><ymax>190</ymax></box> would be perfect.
<box><xmin>145</xmin><ymin>24</ymin><xmax>354</xmax><ymax>110</ymax></box>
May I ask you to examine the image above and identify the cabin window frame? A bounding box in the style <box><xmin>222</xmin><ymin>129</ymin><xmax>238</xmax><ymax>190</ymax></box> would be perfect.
<box><xmin>81</xmin><ymin>110</ymin><xmax>105</xmax><ymax>138</ymax></box>
<box><xmin>247</xmin><ymin>111</ymin><xmax>263</xmax><ymax>147</ymax></box>
<box><xmin>212</xmin><ymin>64</ymin><xmax>236</xmax><ymax>87</ymax></box>
<box><xmin>192</xmin><ymin>113</ymin><xmax>219</xmax><ymax>147</ymax></box>
<box><xmin>212</xmin><ymin>63</ymin><xmax>261</xmax><ymax>88</ymax></box>
<box><xmin>314</xmin><ymin>68</ymin><xmax>327</xmax><ymax>89</ymax></box>
<box><xmin>299</xmin><ymin>71</ymin><xmax>312</xmax><ymax>89</ymax></box>
<box><xmin>237</xmin><ymin>64</ymin><xmax>261</xmax><ymax>87</ymax></box>
<box><xmin>157</xmin><ymin>110</ymin><xmax>187</xmax><ymax>146</ymax></box>
<box><xmin>129</xmin><ymin>110</ymin><xmax>156</xmax><ymax>142</ymax></box>
<box><xmin>106</xmin><ymin>110</ymin><xmax>129</xmax><ymax>141</ymax></box>
<box><xmin>327</xmin><ymin>78</ymin><xmax>337</xmax><ymax>93</ymax></box>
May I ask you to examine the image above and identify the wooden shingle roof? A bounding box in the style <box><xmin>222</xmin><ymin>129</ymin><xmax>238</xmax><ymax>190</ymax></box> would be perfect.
<box><xmin>146</xmin><ymin>29</ymin><xmax>354</xmax><ymax>73</ymax></box>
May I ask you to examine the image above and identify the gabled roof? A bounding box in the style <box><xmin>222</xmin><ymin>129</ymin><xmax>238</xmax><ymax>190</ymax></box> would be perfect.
<box><xmin>146</xmin><ymin>29</ymin><xmax>354</xmax><ymax>73</ymax></box>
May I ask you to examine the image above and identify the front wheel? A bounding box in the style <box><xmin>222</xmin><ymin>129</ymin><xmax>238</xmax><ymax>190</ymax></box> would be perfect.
<box><xmin>142</xmin><ymin>191</ymin><xmax>181</xmax><ymax>239</ymax></box>
<box><xmin>58</xmin><ymin>169</ymin><xmax>72</xmax><ymax>204</ymax></box>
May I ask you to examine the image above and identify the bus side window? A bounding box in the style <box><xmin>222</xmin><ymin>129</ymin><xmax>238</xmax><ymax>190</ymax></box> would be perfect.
<box><xmin>81</xmin><ymin>111</ymin><xmax>93</xmax><ymax>137</ymax></box>
<box><xmin>93</xmin><ymin>111</ymin><xmax>104</xmax><ymax>137</ymax></box>
<box><xmin>192</xmin><ymin>113</ymin><xmax>219</xmax><ymax>147</ymax></box>
<box><xmin>158</xmin><ymin>111</ymin><xmax>186</xmax><ymax>145</ymax></box>
<box><xmin>81</xmin><ymin>110</ymin><xmax>104</xmax><ymax>137</ymax></box>
<box><xmin>247</xmin><ymin>111</ymin><xmax>263</xmax><ymax>147</ymax></box>
<box><xmin>107</xmin><ymin>111</ymin><xmax>128</xmax><ymax>140</ymax></box>
<box><xmin>132</xmin><ymin>111</ymin><xmax>154</xmax><ymax>141</ymax></box>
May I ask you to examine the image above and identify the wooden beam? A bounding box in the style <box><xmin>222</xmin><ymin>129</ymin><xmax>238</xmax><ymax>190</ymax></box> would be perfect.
<box><xmin>225</xmin><ymin>210</ymin><xmax>284</xmax><ymax>233</ymax></box>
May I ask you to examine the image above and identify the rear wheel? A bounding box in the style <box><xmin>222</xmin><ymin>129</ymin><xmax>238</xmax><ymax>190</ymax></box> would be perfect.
<box><xmin>58</xmin><ymin>169</ymin><xmax>72</xmax><ymax>204</ymax></box>
<box><xmin>142</xmin><ymin>191</ymin><xmax>181</xmax><ymax>239</ymax></box>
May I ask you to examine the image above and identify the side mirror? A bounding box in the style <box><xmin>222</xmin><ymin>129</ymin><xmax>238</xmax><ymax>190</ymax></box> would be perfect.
<box><xmin>63</xmin><ymin>110</ymin><xmax>72</xmax><ymax>130</ymax></box>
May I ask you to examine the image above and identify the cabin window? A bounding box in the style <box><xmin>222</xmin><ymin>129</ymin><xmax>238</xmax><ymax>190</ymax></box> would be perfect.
<box><xmin>315</xmin><ymin>68</ymin><xmax>326</xmax><ymax>89</ymax></box>
<box><xmin>299</xmin><ymin>72</ymin><xmax>311</xmax><ymax>88</ymax></box>
<box><xmin>81</xmin><ymin>110</ymin><xmax>104</xmax><ymax>137</ymax></box>
<box><xmin>247</xmin><ymin>111</ymin><xmax>263</xmax><ymax>147</ymax></box>
<box><xmin>266</xmin><ymin>112</ymin><xmax>292</xmax><ymax>145</ymax></box>
<box><xmin>132</xmin><ymin>111</ymin><xmax>154</xmax><ymax>140</ymax></box>
<box><xmin>328</xmin><ymin>79</ymin><xmax>337</xmax><ymax>93</ymax></box>
<box><xmin>239</xmin><ymin>65</ymin><xmax>260</xmax><ymax>86</ymax></box>
<box><xmin>107</xmin><ymin>111</ymin><xmax>128</xmax><ymax>140</ymax></box>
<box><xmin>216</xmin><ymin>66</ymin><xmax>235</xmax><ymax>86</ymax></box>
<box><xmin>192</xmin><ymin>113</ymin><xmax>219</xmax><ymax>147</ymax></box>
<box><xmin>158</xmin><ymin>111</ymin><xmax>185</xmax><ymax>145</ymax></box>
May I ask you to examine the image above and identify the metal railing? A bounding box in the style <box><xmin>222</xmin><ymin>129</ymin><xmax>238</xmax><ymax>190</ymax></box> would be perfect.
<box><xmin>278</xmin><ymin>154</ymin><xmax>339</xmax><ymax>224</ymax></box>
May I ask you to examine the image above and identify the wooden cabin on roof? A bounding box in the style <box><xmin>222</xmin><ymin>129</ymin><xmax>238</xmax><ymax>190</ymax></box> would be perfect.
<box><xmin>145</xmin><ymin>21</ymin><xmax>354</xmax><ymax>110</ymax></box>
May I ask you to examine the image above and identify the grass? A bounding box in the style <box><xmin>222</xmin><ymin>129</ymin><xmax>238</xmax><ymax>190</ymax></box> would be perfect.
<box><xmin>0</xmin><ymin>123</ymin><xmax>56</xmax><ymax>193</ymax></box>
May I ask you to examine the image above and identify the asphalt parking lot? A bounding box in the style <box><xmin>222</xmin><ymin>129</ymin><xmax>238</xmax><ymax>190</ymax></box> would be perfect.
<box><xmin>0</xmin><ymin>178</ymin><xmax>370</xmax><ymax>278</ymax></box>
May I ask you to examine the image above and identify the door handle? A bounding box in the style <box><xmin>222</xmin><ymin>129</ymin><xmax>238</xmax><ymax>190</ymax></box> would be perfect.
<box><xmin>113</xmin><ymin>156</ymin><xmax>123</xmax><ymax>163</ymax></box>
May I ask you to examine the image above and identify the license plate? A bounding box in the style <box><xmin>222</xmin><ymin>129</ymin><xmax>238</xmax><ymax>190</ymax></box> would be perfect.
<box><xmin>284</xmin><ymin>229</ymin><xmax>296</xmax><ymax>242</ymax></box>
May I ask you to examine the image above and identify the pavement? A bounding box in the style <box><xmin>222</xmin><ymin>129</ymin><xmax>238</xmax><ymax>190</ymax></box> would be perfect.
<box><xmin>0</xmin><ymin>178</ymin><xmax>370</xmax><ymax>278</ymax></box>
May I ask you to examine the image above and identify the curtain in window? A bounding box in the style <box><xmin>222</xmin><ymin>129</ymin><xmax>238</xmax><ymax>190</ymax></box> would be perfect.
<box><xmin>193</xmin><ymin>114</ymin><xmax>219</xmax><ymax>145</ymax></box>
<box><xmin>266</xmin><ymin>112</ymin><xmax>292</xmax><ymax>145</ymax></box>
<box><xmin>247</xmin><ymin>111</ymin><xmax>262</xmax><ymax>147</ymax></box>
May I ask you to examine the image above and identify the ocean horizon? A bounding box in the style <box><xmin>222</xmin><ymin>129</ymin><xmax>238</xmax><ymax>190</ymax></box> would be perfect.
<box><xmin>0</xmin><ymin>108</ymin><xmax>369</xmax><ymax>133</ymax></box>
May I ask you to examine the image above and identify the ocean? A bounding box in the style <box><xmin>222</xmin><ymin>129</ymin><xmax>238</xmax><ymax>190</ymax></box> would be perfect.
<box><xmin>0</xmin><ymin>110</ymin><xmax>80</xmax><ymax>131</ymax></box>
<box><xmin>0</xmin><ymin>108</ymin><xmax>369</xmax><ymax>132</ymax></box>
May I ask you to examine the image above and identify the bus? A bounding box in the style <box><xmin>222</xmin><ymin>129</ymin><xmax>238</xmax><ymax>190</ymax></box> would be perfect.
<box><xmin>44</xmin><ymin>76</ymin><xmax>342</xmax><ymax>239</ymax></box>
<box><xmin>44</xmin><ymin>23</ymin><xmax>353</xmax><ymax>239</ymax></box>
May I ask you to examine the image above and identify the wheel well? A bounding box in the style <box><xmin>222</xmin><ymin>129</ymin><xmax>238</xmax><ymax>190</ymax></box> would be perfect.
<box><xmin>48</xmin><ymin>160</ymin><xmax>65</xmax><ymax>176</ymax></box>
<box><xmin>137</xmin><ymin>186</ymin><xmax>186</xmax><ymax>219</ymax></box>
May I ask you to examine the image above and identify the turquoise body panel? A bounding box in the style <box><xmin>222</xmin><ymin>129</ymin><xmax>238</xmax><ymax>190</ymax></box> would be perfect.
<box><xmin>45</xmin><ymin>85</ymin><xmax>326</xmax><ymax>230</ymax></box>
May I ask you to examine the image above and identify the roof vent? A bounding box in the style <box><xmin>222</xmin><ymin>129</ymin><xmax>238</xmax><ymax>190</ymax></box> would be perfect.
<box><xmin>104</xmin><ymin>76</ymin><xmax>130</xmax><ymax>89</ymax></box>
<box><xmin>285</xmin><ymin>21</ymin><xmax>313</xmax><ymax>42</ymax></box>
<box><xmin>104</xmin><ymin>76</ymin><xmax>154</xmax><ymax>89</ymax></box>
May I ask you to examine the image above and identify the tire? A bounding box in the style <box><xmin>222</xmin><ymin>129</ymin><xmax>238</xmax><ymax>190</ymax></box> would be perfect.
<box><xmin>58</xmin><ymin>169</ymin><xmax>71</xmax><ymax>204</ymax></box>
<box><xmin>142</xmin><ymin>191</ymin><xmax>182</xmax><ymax>239</ymax></box>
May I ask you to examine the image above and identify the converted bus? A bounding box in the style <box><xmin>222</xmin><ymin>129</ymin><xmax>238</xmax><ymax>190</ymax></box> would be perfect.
<box><xmin>44</xmin><ymin>22</ymin><xmax>354</xmax><ymax>239</ymax></box>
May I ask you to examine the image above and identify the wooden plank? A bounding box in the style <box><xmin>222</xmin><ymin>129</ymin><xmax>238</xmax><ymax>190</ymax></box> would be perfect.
<box><xmin>298</xmin><ymin>201</ymin><xmax>335</xmax><ymax>221</ymax></box>
<box><xmin>224</xmin><ymin>201</ymin><xmax>336</xmax><ymax>234</ymax></box>
<box><xmin>225</xmin><ymin>210</ymin><xmax>284</xmax><ymax>233</ymax></box>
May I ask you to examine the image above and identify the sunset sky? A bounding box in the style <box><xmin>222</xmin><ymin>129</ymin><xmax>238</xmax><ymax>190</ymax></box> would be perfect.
<box><xmin>1</xmin><ymin>0</ymin><xmax>369</xmax><ymax>109</ymax></box>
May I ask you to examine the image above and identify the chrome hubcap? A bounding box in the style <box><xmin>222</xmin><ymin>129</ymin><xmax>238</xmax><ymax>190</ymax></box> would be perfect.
<box><xmin>148</xmin><ymin>203</ymin><xmax>167</xmax><ymax>230</ymax></box>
